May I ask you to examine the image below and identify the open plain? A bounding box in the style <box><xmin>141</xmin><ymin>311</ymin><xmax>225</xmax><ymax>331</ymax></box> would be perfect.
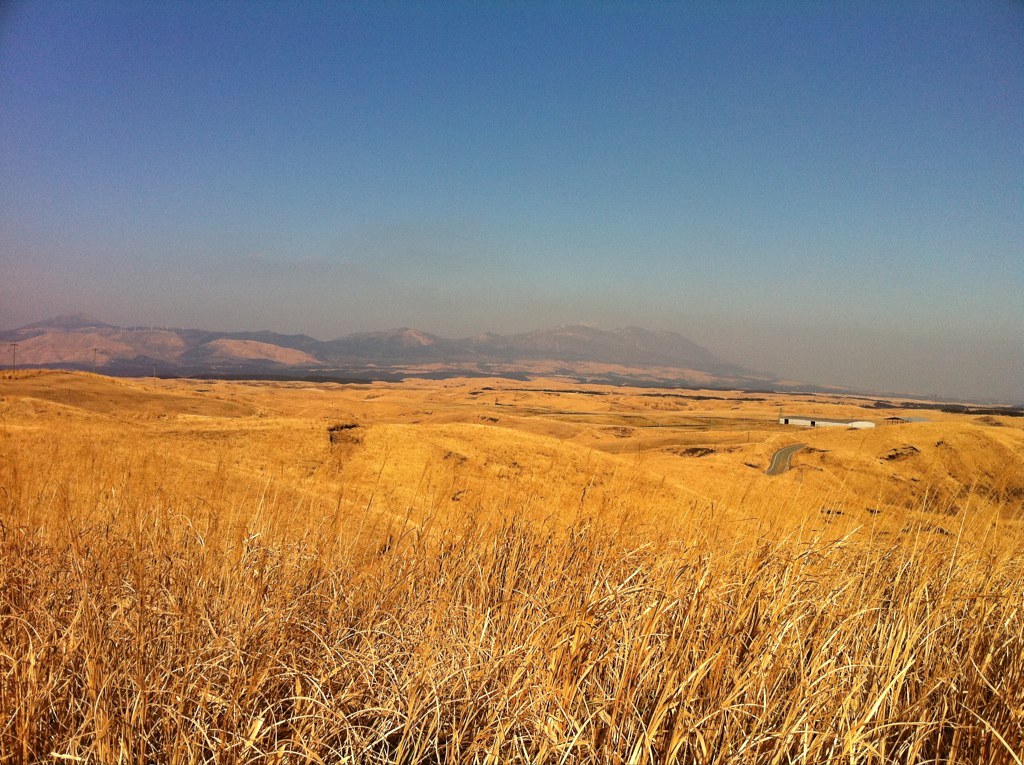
<box><xmin>1</xmin><ymin>370</ymin><xmax>1022</xmax><ymax>763</ymax></box>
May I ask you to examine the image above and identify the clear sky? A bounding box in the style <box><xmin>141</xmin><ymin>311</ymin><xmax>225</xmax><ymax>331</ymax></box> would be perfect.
<box><xmin>1</xmin><ymin>1</ymin><xmax>1021</xmax><ymax>401</ymax></box>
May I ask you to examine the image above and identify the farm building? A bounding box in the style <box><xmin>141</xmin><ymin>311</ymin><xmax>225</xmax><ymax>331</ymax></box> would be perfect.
<box><xmin>779</xmin><ymin>415</ymin><xmax>875</xmax><ymax>429</ymax></box>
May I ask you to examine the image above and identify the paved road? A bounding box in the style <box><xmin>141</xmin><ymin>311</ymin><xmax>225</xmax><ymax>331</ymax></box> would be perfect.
<box><xmin>766</xmin><ymin>443</ymin><xmax>806</xmax><ymax>476</ymax></box>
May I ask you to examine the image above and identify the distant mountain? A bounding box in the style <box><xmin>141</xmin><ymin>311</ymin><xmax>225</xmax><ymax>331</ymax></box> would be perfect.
<box><xmin>17</xmin><ymin>313</ymin><xmax>114</xmax><ymax>331</ymax></box>
<box><xmin>321</xmin><ymin>328</ymin><xmax>472</xmax><ymax>363</ymax></box>
<box><xmin>496</xmin><ymin>325</ymin><xmax>744</xmax><ymax>371</ymax></box>
<box><xmin>0</xmin><ymin>316</ymin><xmax>785</xmax><ymax>390</ymax></box>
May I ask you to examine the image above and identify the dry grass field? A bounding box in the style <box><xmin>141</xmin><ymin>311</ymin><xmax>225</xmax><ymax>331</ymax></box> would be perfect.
<box><xmin>1</xmin><ymin>370</ymin><xmax>1022</xmax><ymax>763</ymax></box>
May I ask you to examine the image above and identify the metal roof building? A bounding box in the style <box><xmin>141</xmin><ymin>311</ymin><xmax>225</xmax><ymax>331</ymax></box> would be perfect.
<box><xmin>779</xmin><ymin>415</ymin><xmax>875</xmax><ymax>429</ymax></box>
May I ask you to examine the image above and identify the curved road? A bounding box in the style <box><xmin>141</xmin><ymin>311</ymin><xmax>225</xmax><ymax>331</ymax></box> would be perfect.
<box><xmin>766</xmin><ymin>443</ymin><xmax>806</xmax><ymax>476</ymax></box>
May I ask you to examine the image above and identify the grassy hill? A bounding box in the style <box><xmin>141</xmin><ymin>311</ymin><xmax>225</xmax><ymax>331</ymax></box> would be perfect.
<box><xmin>1</xmin><ymin>372</ymin><xmax>1022</xmax><ymax>763</ymax></box>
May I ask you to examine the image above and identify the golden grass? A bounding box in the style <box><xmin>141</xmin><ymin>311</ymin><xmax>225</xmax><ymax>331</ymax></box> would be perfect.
<box><xmin>1</xmin><ymin>372</ymin><xmax>1022</xmax><ymax>763</ymax></box>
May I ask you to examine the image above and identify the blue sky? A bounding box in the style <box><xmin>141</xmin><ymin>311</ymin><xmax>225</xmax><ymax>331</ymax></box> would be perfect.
<box><xmin>1</xmin><ymin>1</ymin><xmax>1021</xmax><ymax>401</ymax></box>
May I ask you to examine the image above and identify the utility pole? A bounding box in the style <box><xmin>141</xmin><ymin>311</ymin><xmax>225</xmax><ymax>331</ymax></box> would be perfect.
<box><xmin>92</xmin><ymin>347</ymin><xmax>100</xmax><ymax>374</ymax></box>
<box><xmin>8</xmin><ymin>343</ymin><xmax>18</xmax><ymax>371</ymax></box>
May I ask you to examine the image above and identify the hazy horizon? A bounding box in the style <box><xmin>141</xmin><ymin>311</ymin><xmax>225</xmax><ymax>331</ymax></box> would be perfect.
<box><xmin>2</xmin><ymin>2</ymin><xmax>1021</xmax><ymax>402</ymax></box>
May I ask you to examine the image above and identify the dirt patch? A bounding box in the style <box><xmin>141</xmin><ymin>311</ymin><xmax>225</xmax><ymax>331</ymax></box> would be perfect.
<box><xmin>881</xmin><ymin>445</ymin><xmax>920</xmax><ymax>462</ymax></box>
<box><xmin>665</xmin><ymin>446</ymin><xmax>715</xmax><ymax>458</ymax></box>
<box><xmin>443</xmin><ymin>450</ymin><xmax>468</xmax><ymax>464</ymax></box>
<box><xmin>603</xmin><ymin>426</ymin><xmax>635</xmax><ymax>438</ymax></box>
<box><xmin>975</xmin><ymin>416</ymin><xmax>1006</xmax><ymax>427</ymax></box>
<box><xmin>328</xmin><ymin>422</ymin><xmax>362</xmax><ymax>444</ymax></box>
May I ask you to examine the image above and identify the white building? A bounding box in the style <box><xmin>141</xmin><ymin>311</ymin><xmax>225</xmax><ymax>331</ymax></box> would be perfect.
<box><xmin>779</xmin><ymin>415</ymin><xmax>875</xmax><ymax>429</ymax></box>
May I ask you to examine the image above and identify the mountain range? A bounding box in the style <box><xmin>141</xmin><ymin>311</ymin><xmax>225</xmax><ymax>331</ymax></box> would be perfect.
<box><xmin>1</xmin><ymin>314</ymin><xmax>796</xmax><ymax>391</ymax></box>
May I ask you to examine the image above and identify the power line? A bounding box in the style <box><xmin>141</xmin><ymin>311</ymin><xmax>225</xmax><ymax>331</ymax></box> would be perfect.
<box><xmin>8</xmin><ymin>343</ymin><xmax>18</xmax><ymax>371</ymax></box>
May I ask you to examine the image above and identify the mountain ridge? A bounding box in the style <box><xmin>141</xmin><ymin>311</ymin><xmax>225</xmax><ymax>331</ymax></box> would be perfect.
<box><xmin>1</xmin><ymin>315</ymin><xmax>781</xmax><ymax>390</ymax></box>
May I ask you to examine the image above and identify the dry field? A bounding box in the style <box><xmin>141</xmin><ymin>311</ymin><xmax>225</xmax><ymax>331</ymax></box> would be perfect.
<box><xmin>1</xmin><ymin>370</ymin><xmax>1022</xmax><ymax>764</ymax></box>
